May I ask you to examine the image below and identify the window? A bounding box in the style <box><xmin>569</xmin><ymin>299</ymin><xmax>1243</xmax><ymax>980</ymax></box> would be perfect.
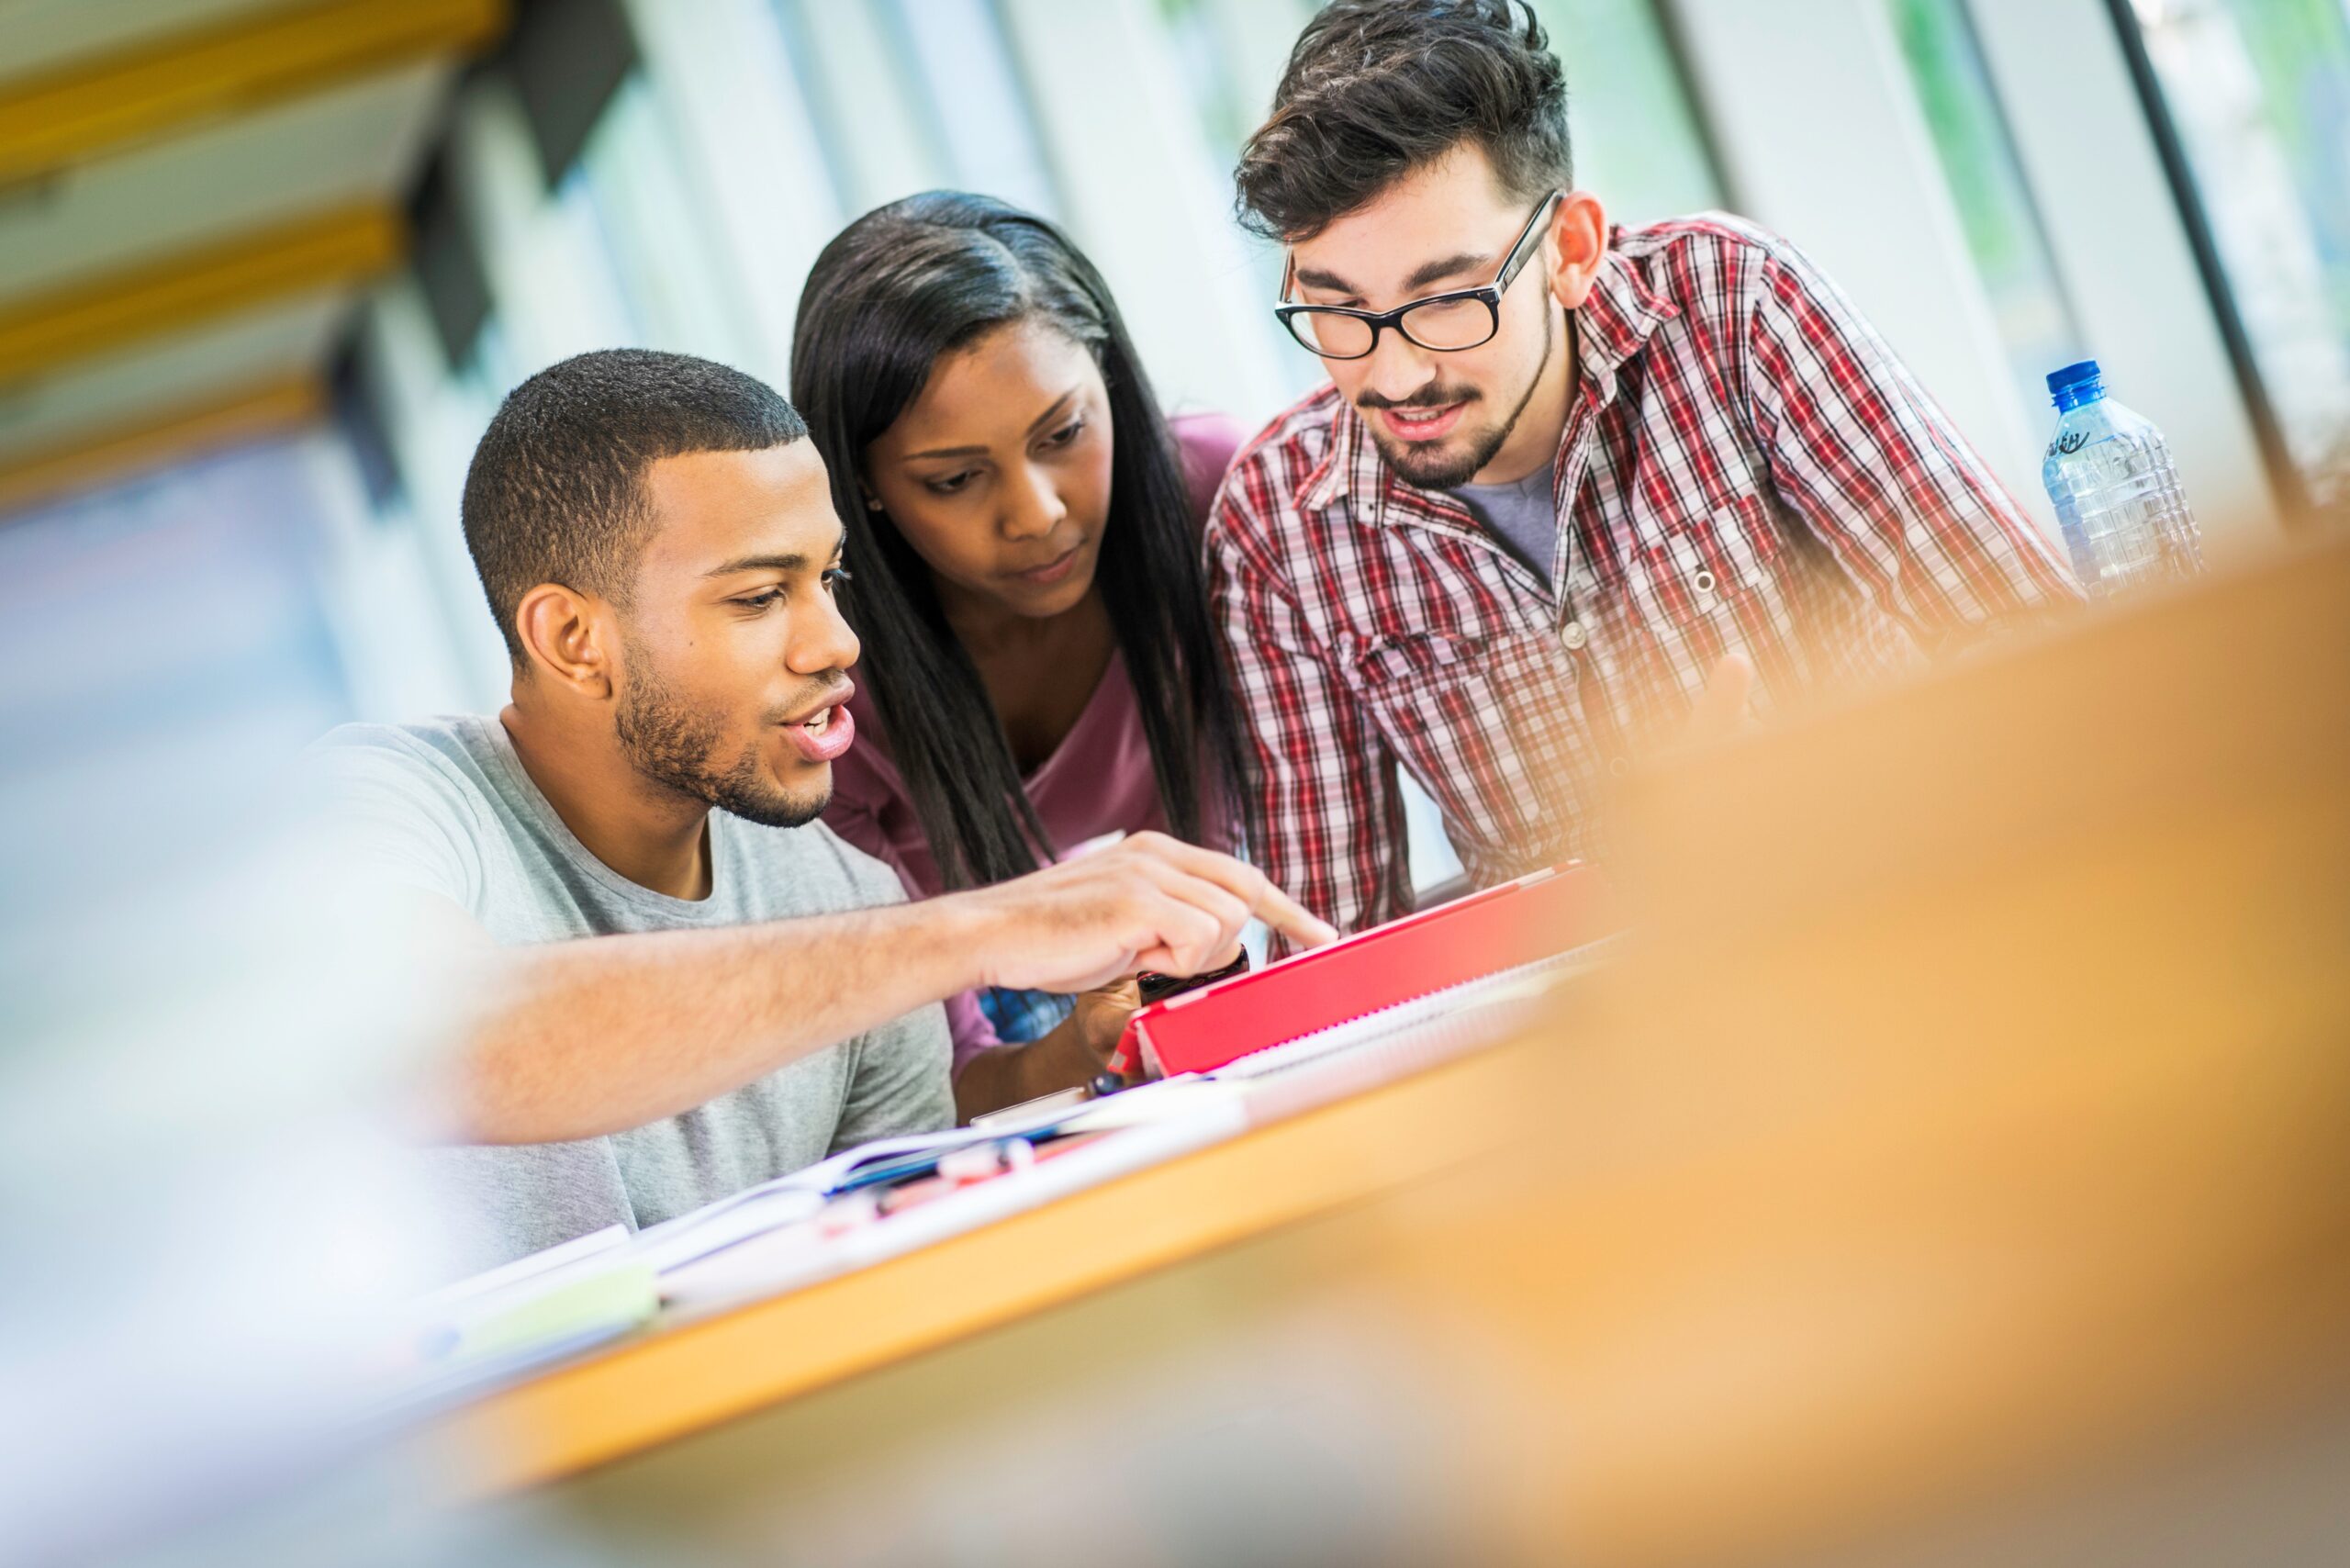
<box><xmin>772</xmin><ymin>0</ymin><xmax>944</xmax><ymax>214</ymax></box>
<box><xmin>1891</xmin><ymin>0</ymin><xmax>2090</xmax><ymax>427</ymax></box>
<box><xmin>1156</xmin><ymin>0</ymin><xmax>1302</xmax><ymax>167</ymax></box>
<box><xmin>1153</xmin><ymin>0</ymin><xmax>1324</xmax><ymax>406</ymax></box>
<box><xmin>883</xmin><ymin>0</ymin><xmax>1061</xmax><ymax>218</ymax></box>
<box><xmin>1530</xmin><ymin>0</ymin><xmax>1725</xmax><ymax>223</ymax></box>
<box><xmin>565</xmin><ymin>73</ymin><xmax>747</xmax><ymax>364</ymax></box>
<box><xmin>2125</xmin><ymin>0</ymin><xmax>2350</xmax><ymax>518</ymax></box>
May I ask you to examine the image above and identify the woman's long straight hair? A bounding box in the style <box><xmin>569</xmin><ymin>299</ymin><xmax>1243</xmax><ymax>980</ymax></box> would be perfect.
<box><xmin>789</xmin><ymin>191</ymin><xmax>1248</xmax><ymax>890</ymax></box>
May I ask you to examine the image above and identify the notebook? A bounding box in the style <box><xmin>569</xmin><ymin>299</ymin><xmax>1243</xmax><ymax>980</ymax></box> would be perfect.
<box><xmin>1114</xmin><ymin>862</ymin><xmax>1614</xmax><ymax>1078</ymax></box>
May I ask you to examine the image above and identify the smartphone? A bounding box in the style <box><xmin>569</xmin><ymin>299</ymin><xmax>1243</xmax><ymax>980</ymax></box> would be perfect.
<box><xmin>1136</xmin><ymin>949</ymin><xmax>1250</xmax><ymax>1006</ymax></box>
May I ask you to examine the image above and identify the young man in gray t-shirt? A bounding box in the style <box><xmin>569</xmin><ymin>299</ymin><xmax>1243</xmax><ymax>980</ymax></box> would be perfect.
<box><xmin>317</xmin><ymin>350</ymin><xmax>1330</xmax><ymax>1271</ymax></box>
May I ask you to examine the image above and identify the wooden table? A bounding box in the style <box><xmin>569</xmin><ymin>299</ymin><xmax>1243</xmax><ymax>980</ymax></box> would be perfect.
<box><xmin>425</xmin><ymin>1008</ymin><xmax>1547</xmax><ymax>1499</ymax></box>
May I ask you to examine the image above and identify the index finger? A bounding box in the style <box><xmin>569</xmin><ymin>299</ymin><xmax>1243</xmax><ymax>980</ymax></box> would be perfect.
<box><xmin>1130</xmin><ymin>837</ymin><xmax>1338</xmax><ymax>950</ymax></box>
<box><xmin>1248</xmin><ymin>877</ymin><xmax>1337</xmax><ymax>951</ymax></box>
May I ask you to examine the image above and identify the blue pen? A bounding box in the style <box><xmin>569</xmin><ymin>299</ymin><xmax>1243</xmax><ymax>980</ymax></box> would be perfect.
<box><xmin>825</xmin><ymin>1141</ymin><xmax>996</xmax><ymax>1195</ymax></box>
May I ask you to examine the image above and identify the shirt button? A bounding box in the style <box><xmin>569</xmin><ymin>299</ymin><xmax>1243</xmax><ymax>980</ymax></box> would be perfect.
<box><xmin>1561</xmin><ymin>621</ymin><xmax>1588</xmax><ymax>650</ymax></box>
<box><xmin>1608</xmin><ymin>756</ymin><xmax>1631</xmax><ymax>778</ymax></box>
<box><xmin>1692</xmin><ymin>568</ymin><xmax>1719</xmax><ymax>603</ymax></box>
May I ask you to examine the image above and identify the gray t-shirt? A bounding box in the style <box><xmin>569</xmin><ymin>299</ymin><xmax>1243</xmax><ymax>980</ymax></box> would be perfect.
<box><xmin>308</xmin><ymin>713</ymin><xmax>953</xmax><ymax>1272</ymax></box>
<box><xmin>1450</xmin><ymin>461</ymin><xmax>1561</xmax><ymax>585</ymax></box>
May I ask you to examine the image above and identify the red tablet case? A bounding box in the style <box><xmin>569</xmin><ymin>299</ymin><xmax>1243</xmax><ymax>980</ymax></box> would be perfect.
<box><xmin>1115</xmin><ymin>862</ymin><xmax>1613</xmax><ymax>1077</ymax></box>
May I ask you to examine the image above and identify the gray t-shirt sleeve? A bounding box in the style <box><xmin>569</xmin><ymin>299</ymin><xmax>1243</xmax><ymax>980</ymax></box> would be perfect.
<box><xmin>303</xmin><ymin>724</ymin><xmax>486</xmax><ymax>910</ymax></box>
<box><xmin>823</xmin><ymin>849</ymin><xmax>955</xmax><ymax>1148</ymax></box>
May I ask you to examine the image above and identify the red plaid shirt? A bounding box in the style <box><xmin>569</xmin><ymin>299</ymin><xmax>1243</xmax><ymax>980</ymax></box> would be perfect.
<box><xmin>1206</xmin><ymin>215</ymin><xmax>2081</xmax><ymax>941</ymax></box>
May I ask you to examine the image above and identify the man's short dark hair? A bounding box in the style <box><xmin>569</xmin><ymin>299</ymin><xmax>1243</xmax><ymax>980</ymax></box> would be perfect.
<box><xmin>1236</xmin><ymin>0</ymin><xmax>1572</xmax><ymax>241</ymax></box>
<box><xmin>460</xmin><ymin>348</ymin><xmax>807</xmax><ymax>662</ymax></box>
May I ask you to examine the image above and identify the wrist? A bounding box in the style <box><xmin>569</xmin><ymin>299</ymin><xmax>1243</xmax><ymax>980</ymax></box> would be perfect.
<box><xmin>1010</xmin><ymin>1014</ymin><xmax>1108</xmax><ymax>1102</ymax></box>
<box><xmin>909</xmin><ymin>889</ymin><xmax>1004</xmax><ymax>994</ymax></box>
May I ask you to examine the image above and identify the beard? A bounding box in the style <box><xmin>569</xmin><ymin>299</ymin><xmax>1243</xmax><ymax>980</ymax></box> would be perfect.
<box><xmin>1361</xmin><ymin>302</ymin><xmax>1557</xmax><ymax>490</ymax></box>
<box><xmin>613</xmin><ymin>643</ymin><xmax>829</xmax><ymax>830</ymax></box>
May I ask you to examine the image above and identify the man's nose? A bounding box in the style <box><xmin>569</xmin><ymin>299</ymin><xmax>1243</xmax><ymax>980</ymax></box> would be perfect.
<box><xmin>788</xmin><ymin>586</ymin><xmax>861</xmax><ymax>677</ymax></box>
<box><xmin>1001</xmin><ymin>461</ymin><xmax>1067</xmax><ymax>542</ymax></box>
<box><xmin>1360</xmin><ymin>328</ymin><xmax>1439</xmax><ymax>404</ymax></box>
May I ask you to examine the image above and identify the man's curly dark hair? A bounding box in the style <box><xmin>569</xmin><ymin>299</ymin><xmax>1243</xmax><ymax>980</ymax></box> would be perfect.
<box><xmin>1236</xmin><ymin>0</ymin><xmax>1572</xmax><ymax>241</ymax></box>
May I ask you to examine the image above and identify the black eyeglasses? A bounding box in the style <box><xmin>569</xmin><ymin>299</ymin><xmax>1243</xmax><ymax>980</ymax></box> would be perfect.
<box><xmin>1275</xmin><ymin>192</ymin><xmax>1562</xmax><ymax>361</ymax></box>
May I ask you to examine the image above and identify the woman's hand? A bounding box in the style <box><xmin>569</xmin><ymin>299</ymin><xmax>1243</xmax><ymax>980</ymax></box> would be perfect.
<box><xmin>1070</xmin><ymin>979</ymin><xmax>1143</xmax><ymax>1077</ymax></box>
<box><xmin>950</xmin><ymin>979</ymin><xmax>1144</xmax><ymax>1122</ymax></box>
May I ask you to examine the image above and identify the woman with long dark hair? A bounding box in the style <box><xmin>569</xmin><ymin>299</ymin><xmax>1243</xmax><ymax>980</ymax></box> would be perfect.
<box><xmin>792</xmin><ymin>192</ymin><xmax>1249</xmax><ymax>1120</ymax></box>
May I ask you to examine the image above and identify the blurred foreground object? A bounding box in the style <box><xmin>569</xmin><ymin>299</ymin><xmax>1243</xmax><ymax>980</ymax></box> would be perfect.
<box><xmin>1411</xmin><ymin>530</ymin><xmax>2350</xmax><ymax>1564</ymax></box>
<box><xmin>0</xmin><ymin>450</ymin><xmax>601</xmax><ymax>1568</ymax></box>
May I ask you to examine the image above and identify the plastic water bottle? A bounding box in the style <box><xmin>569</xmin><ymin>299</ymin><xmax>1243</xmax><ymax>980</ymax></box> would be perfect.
<box><xmin>2041</xmin><ymin>359</ymin><xmax>2203</xmax><ymax>597</ymax></box>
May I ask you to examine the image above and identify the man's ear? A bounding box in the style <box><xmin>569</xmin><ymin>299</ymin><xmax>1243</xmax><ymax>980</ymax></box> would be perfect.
<box><xmin>1545</xmin><ymin>189</ymin><xmax>1610</xmax><ymax>311</ymax></box>
<box><xmin>513</xmin><ymin>582</ymin><xmax>618</xmax><ymax>700</ymax></box>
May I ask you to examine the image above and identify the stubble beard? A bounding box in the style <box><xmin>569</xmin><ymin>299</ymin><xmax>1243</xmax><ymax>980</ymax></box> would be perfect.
<box><xmin>613</xmin><ymin>643</ymin><xmax>828</xmax><ymax>830</ymax></box>
<box><xmin>1370</xmin><ymin>303</ymin><xmax>1559</xmax><ymax>492</ymax></box>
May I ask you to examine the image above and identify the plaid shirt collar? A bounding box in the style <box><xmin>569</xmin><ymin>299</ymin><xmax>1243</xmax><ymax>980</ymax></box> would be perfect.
<box><xmin>1297</xmin><ymin>235</ymin><xmax>1686</xmax><ymax>524</ymax></box>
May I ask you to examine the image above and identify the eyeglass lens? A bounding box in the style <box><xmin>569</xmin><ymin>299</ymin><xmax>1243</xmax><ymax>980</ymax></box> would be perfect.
<box><xmin>1289</xmin><ymin>295</ymin><xmax>1496</xmax><ymax>358</ymax></box>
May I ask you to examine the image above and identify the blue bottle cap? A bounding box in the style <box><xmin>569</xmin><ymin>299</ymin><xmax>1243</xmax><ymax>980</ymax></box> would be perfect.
<box><xmin>2046</xmin><ymin>359</ymin><xmax>2102</xmax><ymax>396</ymax></box>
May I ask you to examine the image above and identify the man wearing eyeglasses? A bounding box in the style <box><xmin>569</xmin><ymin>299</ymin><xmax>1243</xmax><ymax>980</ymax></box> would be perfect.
<box><xmin>1208</xmin><ymin>0</ymin><xmax>2080</xmax><ymax>943</ymax></box>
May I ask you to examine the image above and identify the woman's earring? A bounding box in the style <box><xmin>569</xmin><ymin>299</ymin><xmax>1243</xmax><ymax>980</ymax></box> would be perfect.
<box><xmin>864</xmin><ymin>495</ymin><xmax>884</xmax><ymax>511</ymax></box>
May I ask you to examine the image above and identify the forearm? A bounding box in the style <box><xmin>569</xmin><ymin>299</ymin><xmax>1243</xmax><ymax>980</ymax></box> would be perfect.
<box><xmin>408</xmin><ymin>828</ymin><xmax>1333</xmax><ymax>1145</ymax></box>
<box><xmin>434</xmin><ymin>897</ymin><xmax>982</xmax><ymax>1145</ymax></box>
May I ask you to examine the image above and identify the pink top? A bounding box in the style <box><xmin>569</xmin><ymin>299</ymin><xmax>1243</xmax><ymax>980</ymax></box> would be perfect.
<box><xmin>822</xmin><ymin>411</ymin><xmax>1247</xmax><ymax>1073</ymax></box>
